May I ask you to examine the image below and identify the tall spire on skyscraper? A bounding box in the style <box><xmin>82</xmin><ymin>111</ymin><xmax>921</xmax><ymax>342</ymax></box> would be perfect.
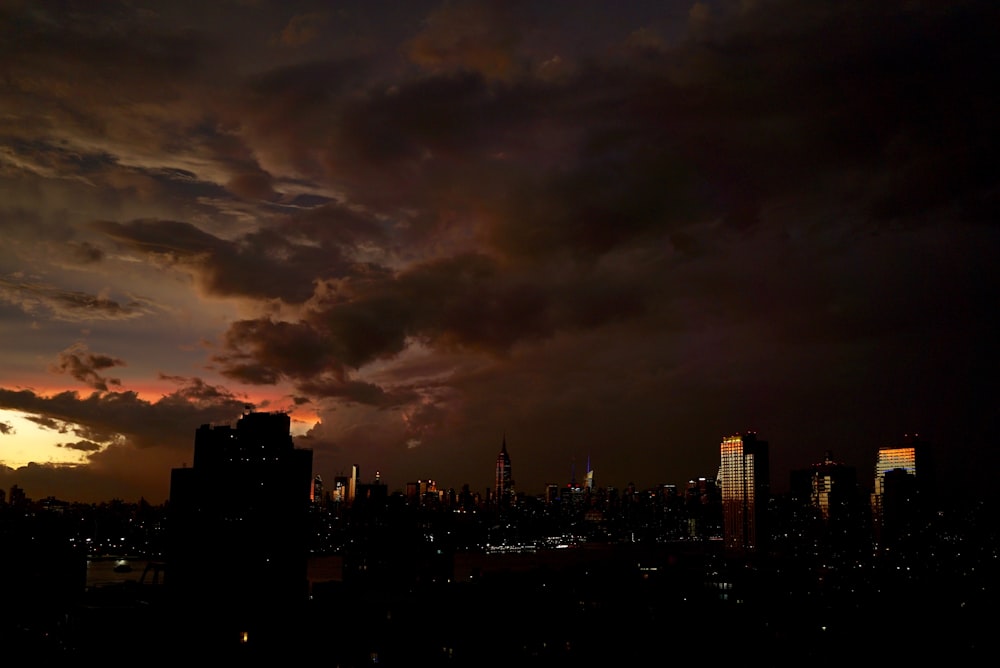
<box><xmin>495</xmin><ymin>433</ymin><xmax>512</xmax><ymax>511</ymax></box>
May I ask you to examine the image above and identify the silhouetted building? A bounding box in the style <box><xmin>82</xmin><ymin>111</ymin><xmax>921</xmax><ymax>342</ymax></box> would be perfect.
<box><xmin>685</xmin><ymin>476</ymin><xmax>722</xmax><ymax>539</ymax></box>
<box><xmin>719</xmin><ymin>432</ymin><xmax>770</xmax><ymax>555</ymax></box>
<box><xmin>545</xmin><ymin>483</ymin><xmax>559</xmax><ymax>505</ymax></box>
<box><xmin>790</xmin><ymin>451</ymin><xmax>858</xmax><ymax>522</ymax></box>
<box><xmin>311</xmin><ymin>474</ymin><xmax>324</xmax><ymax>506</ymax></box>
<box><xmin>872</xmin><ymin>434</ymin><xmax>934</xmax><ymax>548</ymax></box>
<box><xmin>495</xmin><ymin>435</ymin><xmax>513</xmax><ymax>511</ymax></box>
<box><xmin>352</xmin><ymin>474</ymin><xmax>389</xmax><ymax>518</ymax></box>
<box><xmin>787</xmin><ymin>451</ymin><xmax>868</xmax><ymax>557</ymax></box>
<box><xmin>167</xmin><ymin>409</ymin><xmax>313</xmax><ymax>637</ymax></box>
<box><xmin>8</xmin><ymin>484</ymin><xmax>26</xmax><ymax>507</ymax></box>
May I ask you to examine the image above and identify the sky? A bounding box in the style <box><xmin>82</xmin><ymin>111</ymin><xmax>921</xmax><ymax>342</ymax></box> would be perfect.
<box><xmin>1</xmin><ymin>0</ymin><xmax>997</xmax><ymax>504</ymax></box>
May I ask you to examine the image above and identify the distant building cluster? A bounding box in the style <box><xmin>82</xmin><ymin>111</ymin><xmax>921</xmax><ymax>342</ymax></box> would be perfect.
<box><xmin>1</xmin><ymin>416</ymin><xmax>984</xmax><ymax>661</ymax></box>
<box><xmin>3</xmin><ymin>420</ymin><xmax>939</xmax><ymax>563</ymax></box>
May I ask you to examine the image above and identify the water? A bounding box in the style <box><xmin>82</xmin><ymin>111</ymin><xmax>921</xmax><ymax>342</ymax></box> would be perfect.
<box><xmin>84</xmin><ymin>555</ymin><xmax>340</xmax><ymax>590</ymax></box>
<box><xmin>85</xmin><ymin>557</ymin><xmax>157</xmax><ymax>589</ymax></box>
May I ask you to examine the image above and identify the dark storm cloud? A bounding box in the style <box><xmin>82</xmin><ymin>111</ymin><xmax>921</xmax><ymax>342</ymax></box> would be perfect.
<box><xmin>0</xmin><ymin>139</ymin><xmax>119</xmax><ymax>181</ymax></box>
<box><xmin>213</xmin><ymin>251</ymin><xmax>647</xmax><ymax>398</ymax></box>
<box><xmin>0</xmin><ymin>3</ymin><xmax>207</xmax><ymax>111</ymax></box>
<box><xmin>668</xmin><ymin>0</ymin><xmax>1000</xmax><ymax>225</ymax></box>
<box><xmin>0</xmin><ymin>3</ymin><xmax>216</xmax><ymax>190</ymax></box>
<box><xmin>404</xmin><ymin>0</ymin><xmax>525</xmax><ymax>80</ymax></box>
<box><xmin>215</xmin><ymin>318</ymin><xmax>360</xmax><ymax>382</ymax></box>
<box><xmin>69</xmin><ymin>241</ymin><xmax>105</xmax><ymax>264</ymax></box>
<box><xmin>227</xmin><ymin>57</ymin><xmax>378</xmax><ymax>183</ymax></box>
<box><xmin>273</xmin><ymin>11</ymin><xmax>330</xmax><ymax>48</ymax></box>
<box><xmin>0</xmin><ymin>277</ymin><xmax>154</xmax><ymax>321</ymax></box>
<box><xmin>157</xmin><ymin>373</ymin><xmax>244</xmax><ymax>405</ymax></box>
<box><xmin>303</xmin><ymin>0</ymin><xmax>998</xmax><ymax>255</ymax></box>
<box><xmin>92</xmin><ymin>217</ymin><xmax>378</xmax><ymax>304</ymax></box>
<box><xmin>0</xmin><ymin>2</ymin><xmax>292</xmax><ymax>226</ymax></box>
<box><xmin>294</xmin><ymin>376</ymin><xmax>402</xmax><ymax>406</ymax></box>
<box><xmin>0</xmin><ymin>380</ymin><xmax>249</xmax><ymax>453</ymax></box>
<box><xmin>277</xmin><ymin>201</ymin><xmax>391</xmax><ymax>250</ymax></box>
<box><xmin>2</xmin><ymin>0</ymin><xmax>999</xmax><ymax>502</ymax></box>
<box><xmin>0</xmin><ymin>421</ymin><xmax>13</xmax><ymax>435</ymax></box>
<box><xmin>25</xmin><ymin>415</ymin><xmax>71</xmax><ymax>433</ymax></box>
<box><xmin>58</xmin><ymin>439</ymin><xmax>102</xmax><ymax>453</ymax></box>
<box><xmin>0</xmin><ymin>207</ymin><xmax>103</xmax><ymax>268</ymax></box>
<box><xmin>50</xmin><ymin>343</ymin><xmax>126</xmax><ymax>392</ymax></box>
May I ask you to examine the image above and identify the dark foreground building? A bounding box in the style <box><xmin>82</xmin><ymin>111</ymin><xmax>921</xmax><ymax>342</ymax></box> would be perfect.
<box><xmin>167</xmin><ymin>409</ymin><xmax>313</xmax><ymax>649</ymax></box>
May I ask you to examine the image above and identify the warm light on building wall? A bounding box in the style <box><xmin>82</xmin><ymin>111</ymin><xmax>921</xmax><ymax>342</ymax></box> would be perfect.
<box><xmin>719</xmin><ymin>433</ymin><xmax>768</xmax><ymax>554</ymax></box>
<box><xmin>875</xmin><ymin>447</ymin><xmax>916</xmax><ymax>495</ymax></box>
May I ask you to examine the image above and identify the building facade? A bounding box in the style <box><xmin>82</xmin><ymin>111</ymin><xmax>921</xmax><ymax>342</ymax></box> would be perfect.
<box><xmin>719</xmin><ymin>432</ymin><xmax>770</xmax><ymax>555</ymax></box>
<box><xmin>872</xmin><ymin>434</ymin><xmax>933</xmax><ymax>547</ymax></box>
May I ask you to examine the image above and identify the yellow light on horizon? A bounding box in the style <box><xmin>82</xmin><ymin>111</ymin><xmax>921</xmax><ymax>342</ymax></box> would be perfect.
<box><xmin>0</xmin><ymin>408</ymin><xmax>96</xmax><ymax>469</ymax></box>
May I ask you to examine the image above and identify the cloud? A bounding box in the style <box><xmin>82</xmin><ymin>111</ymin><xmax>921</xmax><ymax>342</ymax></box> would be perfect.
<box><xmin>2</xmin><ymin>0</ymin><xmax>998</xmax><ymax>502</ymax></box>
<box><xmin>274</xmin><ymin>11</ymin><xmax>329</xmax><ymax>48</ymax></box>
<box><xmin>0</xmin><ymin>277</ymin><xmax>154</xmax><ymax>322</ymax></box>
<box><xmin>405</xmin><ymin>1</ymin><xmax>525</xmax><ymax>80</ymax></box>
<box><xmin>0</xmin><ymin>379</ymin><xmax>250</xmax><ymax>455</ymax></box>
<box><xmin>58</xmin><ymin>439</ymin><xmax>103</xmax><ymax>453</ymax></box>
<box><xmin>211</xmin><ymin>250</ymin><xmax>648</xmax><ymax>401</ymax></box>
<box><xmin>50</xmin><ymin>343</ymin><xmax>126</xmax><ymax>392</ymax></box>
<box><xmin>0</xmin><ymin>421</ymin><xmax>13</xmax><ymax>435</ymax></box>
<box><xmin>91</xmin><ymin>214</ymin><xmax>389</xmax><ymax>304</ymax></box>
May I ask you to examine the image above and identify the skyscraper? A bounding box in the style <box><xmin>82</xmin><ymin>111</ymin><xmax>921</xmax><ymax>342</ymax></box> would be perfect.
<box><xmin>872</xmin><ymin>434</ymin><xmax>934</xmax><ymax>547</ymax></box>
<box><xmin>168</xmin><ymin>409</ymin><xmax>314</xmax><ymax>641</ymax></box>
<box><xmin>495</xmin><ymin>435</ymin><xmax>513</xmax><ymax>510</ymax></box>
<box><xmin>790</xmin><ymin>451</ymin><xmax>858</xmax><ymax>522</ymax></box>
<box><xmin>348</xmin><ymin>464</ymin><xmax>359</xmax><ymax>505</ymax></box>
<box><xmin>312</xmin><ymin>474</ymin><xmax>324</xmax><ymax>506</ymax></box>
<box><xmin>719</xmin><ymin>432</ymin><xmax>770</xmax><ymax>555</ymax></box>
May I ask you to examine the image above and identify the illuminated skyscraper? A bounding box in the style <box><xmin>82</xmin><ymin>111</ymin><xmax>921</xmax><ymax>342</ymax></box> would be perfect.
<box><xmin>348</xmin><ymin>464</ymin><xmax>359</xmax><ymax>505</ymax></box>
<box><xmin>495</xmin><ymin>435</ymin><xmax>513</xmax><ymax>510</ymax></box>
<box><xmin>719</xmin><ymin>432</ymin><xmax>770</xmax><ymax>555</ymax></box>
<box><xmin>332</xmin><ymin>475</ymin><xmax>348</xmax><ymax>504</ymax></box>
<box><xmin>872</xmin><ymin>434</ymin><xmax>933</xmax><ymax>546</ymax></box>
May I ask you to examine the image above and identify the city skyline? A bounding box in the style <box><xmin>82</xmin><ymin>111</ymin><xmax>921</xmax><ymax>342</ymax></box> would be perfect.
<box><xmin>2</xmin><ymin>1</ymin><xmax>998</xmax><ymax>504</ymax></box>
<box><xmin>3</xmin><ymin>422</ymin><xmax>938</xmax><ymax>506</ymax></box>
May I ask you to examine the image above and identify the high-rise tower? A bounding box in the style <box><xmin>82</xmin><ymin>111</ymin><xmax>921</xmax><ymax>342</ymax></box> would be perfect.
<box><xmin>312</xmin><ymin>474</ymin><xmax>324</xmax><ymax>506</ymax></box>
<box><xmin>168</xmin><ymin>410</ymin><xmax>314</xmax><ymax>642</ymax></box>
<box><xmin>790</xmin><ymin>451</ymin><xmax>858</xmax><ymax>522</ymax></box>
<box><xmin>495</xmin><ymin>435</ymin><xmax>513</xmax><ymax>510</ymax></box>
<box><xmin>719</xmin><ymin>432</ymin><xmax>770</xmax><ymax>555</ymax></box>
<box><xmin>348</xmin><ymin>464</ymin><xmax>359</xmax><ymax>505</ymax></box>
<box><xmin>872</xmin><ymin>434</ymin><xmax>934</xmax><ymax>547</ymax></box>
